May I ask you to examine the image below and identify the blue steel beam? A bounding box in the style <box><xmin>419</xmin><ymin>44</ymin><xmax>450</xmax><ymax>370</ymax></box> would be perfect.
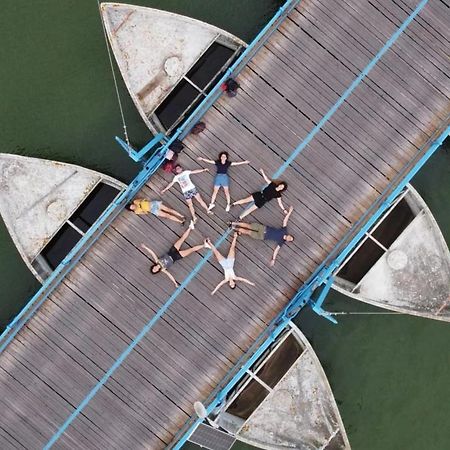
<box><xmin>311</xmin><ymin>276</ymin><xmax>337</xmax><ymax>324</ymax></box>
<box><xmin>115</xmin><ymin>132</ymin><xmax>166</xmax><ymax>162</ymax></box>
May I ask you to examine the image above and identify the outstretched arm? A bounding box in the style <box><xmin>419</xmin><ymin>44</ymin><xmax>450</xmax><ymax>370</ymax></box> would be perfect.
<box><xmin>270</xmin><ymin>246</ymin><xmax>281</xmax><ymax>267</ymax></box>
<box><xmin>160</xmin><ymin>180</ymin><xmax>175</xmax><ymax>194</ymax></box>
<box><xmin>235</xmin><ymin>277</ymin><xmax>255</xmax><ymax>286</ymax></box>
<box><xmin>197</xmin><ymin>156</ymin><xmax>215</xmax><ymax>164</ymax></box>
<box><xmin>283</xmin><ymin>205</ymin><xmax>294</xmax><ymax>226</ymax></box>
<box><xmin>191</xmin><ymin>168</ymin><xmax>209</xmax><ymax>175</ymax></box>
<box><xmin>260</xmin><ymin>168</ymin><xmax>271</xmax><ymax>184</ymax></box>
<box><xmin>277</xmin><ymin>197</ymin><xmax>287</xmax><ymax>214</ymax></box>
<box><xmin>211</xmin><ymin>279</ymin><xmax>227</xmax><ymax>295</ymax></box>
<box><xmin>140</xmin><ymin>244</ymin><xmax>158</xmax><ymax>263</ymax></box>
<box><xmin>163</xmin><ymin>270</ymin><xmax>179</xmax><ymax>288</ymax></box>
<box><xmin>231</xmin><ymin>160</ymin><xmax>250</xmax><ymax>166</ymax></box>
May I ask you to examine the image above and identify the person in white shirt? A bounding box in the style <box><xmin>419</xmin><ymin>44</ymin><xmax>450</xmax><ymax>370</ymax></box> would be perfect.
<box><xmin>205</xmin><ymin>233</ymin><xmax>255</xmax><ymax>294</ymax></box>
<box><xmin>161</xmin><ymin>164</ymin><xmax>211</xmax><ymax>223</ymax></box>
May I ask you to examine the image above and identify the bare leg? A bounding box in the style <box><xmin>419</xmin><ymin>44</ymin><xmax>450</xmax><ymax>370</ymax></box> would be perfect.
<box><xmin>205</xmin><ymin>238</ymin><xmax>225</xmax><ymax>263</ymax></box>
<box><xmin>179</xmin><ymin>244</ymin><xmax>204</xmax><ymax>258</ymax></box>
<box><xmin>232</xmin><ymin>195</ymin><xmax>253</xmax><ymax>206</ymax></box>
<box><xmin>232</xmin><ymin>227</ymin><xmax>253</xmax><ymax>237</ymax></box>
<box><xmin>224</xmin><ymin>187</ymin><xmax>231</xmax><ymax>211</ymax></box>
<box><xmin>227</xmin><ymin>232</ymin><xmax>238</xmax><ymax>259</ymax></box>
<box><xmin>160</xmin><ymin>203</ymin><xmax>184</xmax><ymax>218</ymax></box>
<box><xmin>173</xmin><ymin>226</ymin><xmax>193</xmax><ymax>250</ymax></box>
<box><xmin>231</xmin><ymin>222</ymin><xmax>257</xmax><ymax>231</ymax></box>
<box><xmin>158</xmin><ymin>211</ymin><xmax>183</xmax><ymax>224</ymax></box>
<box><xmin>186</xmin><ymin>199</ymin><xmax>197</xmax><ymax>222</ymax></box>
<box><xmin>239</xmin><ymin>204</ymin><xmax>258</xmax><ymax>219</ymax></box>
<box><xmin>194</xmin><ymin>193</ymin><xmax>211</xmax><ymax>213</ymax></box>
<box><xmin>209</xmin><ymin>186</ymin><xmax>220</xmax><ymax>209</ymax></box>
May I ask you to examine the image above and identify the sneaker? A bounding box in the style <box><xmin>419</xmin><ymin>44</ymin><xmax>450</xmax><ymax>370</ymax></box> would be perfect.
<box><xmin>189</xmin><ymin>220</ymin><xmax>195</xmax><ymax>230</ymax></box>
<box><xmin>208</xmin><ymin>203</ymin><xmax>215</xmax><ymax>211</ymax></box>
<box><xmin>204</xmin><ymin>239</ymin><xmax>212</xmax><ymax>249</ymax></box>
<box><xmin>225</xmin><ymin>203</ymin><xmax>231</xmax><ymax>212</ymax></box>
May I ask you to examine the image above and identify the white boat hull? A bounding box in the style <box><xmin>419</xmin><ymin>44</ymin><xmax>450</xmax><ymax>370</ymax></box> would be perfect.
<box><xmin>214</xmin><ymin>324</ymin><xmax>350</xmax><ymax>449</ymax></box>
<box><xmin>0</xmin><ymin>154</ymin><xmax>125</xmax><ymax>282</ymax></box>
<box><xmin>101</xmin><ymin>3</ymin><xmax>246</xmax><ymax>133</ymax></box>
<box><xmin>334</xmin><ymin>186</ymin><xmax>450</xmax><ymax>322</ymax></box>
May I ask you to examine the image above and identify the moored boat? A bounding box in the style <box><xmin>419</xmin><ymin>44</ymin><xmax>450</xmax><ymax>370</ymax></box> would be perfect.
<box><xmin>100</xmin><ymin>2</ymin><xmax>246</xmax><ymax>134</ymax></box>
<box><xmin>189</xmin><ymin>323</ymin><xmax>350</xmax><ymax>450</ymax></box>
<box><xmin>0</xmin><ymin>153</ymin><xmax>125</xmax><ymax>282</ymax></box>
<box><xmin>333</xmin><ymin>185</ymin><xmax>450</xmax><ymax>322</ymax></box>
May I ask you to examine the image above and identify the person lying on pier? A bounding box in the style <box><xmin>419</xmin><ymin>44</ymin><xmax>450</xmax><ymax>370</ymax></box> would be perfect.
<box><xmin>197</xmin><ymin>151</ymin><xmax>250</xmax><ymax>212</ymax></box>
<box><xmin>127</xmin><ymin>199</ymin><xmax>185</xmax><ymax>224</ymax></box>
<box><xmin>232</xmin><ymin>169</ymin><xmax>288</xmax><ymax>219</ymax></box>
<box><xmin>231</xmin><ymin>206</ymin><xmax>294</xmax><ymax>266</ymax></box>
<box><xmin>161</xmin><ymin>164</ymin><xmax>211</xmax><ymax>223</ymax></box>
<box><xmin>141</xmin><ymin>221</ymin><xmax>207</xmax><ymax>287</ymax></box>
<box><xmin>205</xmin><ymin>233</ymin><xmax>255</xmax><ymax>294</ymax></box>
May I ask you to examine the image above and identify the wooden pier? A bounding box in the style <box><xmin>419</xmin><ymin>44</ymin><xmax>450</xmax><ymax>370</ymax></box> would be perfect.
<box><xmin>0</xmin><ymin>0</ymin><xmax>449</xmax><ymax>448</ymax></box>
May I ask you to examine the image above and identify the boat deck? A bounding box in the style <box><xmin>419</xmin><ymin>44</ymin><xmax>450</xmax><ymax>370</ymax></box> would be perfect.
<box><xmin>0</xmin><ymin>0</ymin><xmax>449</xmax><ymax>448</ymax></box>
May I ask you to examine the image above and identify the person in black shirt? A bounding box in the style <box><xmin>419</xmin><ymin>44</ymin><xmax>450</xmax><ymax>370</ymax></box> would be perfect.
<box><xmin>197</xmin><ymin>151</ymin><xmax>249</xmax><ymax>212</ymax></box>
<box><xmin>232</xmin><ymin>168</ymin><xmax>288</xmax><ymax>219</ymax></box>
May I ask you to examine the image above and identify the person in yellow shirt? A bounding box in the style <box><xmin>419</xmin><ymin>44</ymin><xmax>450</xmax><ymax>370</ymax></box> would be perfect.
<box><xmin>128</xmin><ymin>199</ymin><xmax>185</xmax><ymax>224</ymax></box>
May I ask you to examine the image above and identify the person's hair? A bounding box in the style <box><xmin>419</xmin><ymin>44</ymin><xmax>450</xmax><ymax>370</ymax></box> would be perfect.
<box><xmin>150</xmin><ymin>263</ymin><xmax>162</xmax><ymax>274</ymax></box>
<box><xmin>174</xmin><ymin>164</ymin><xmax>182</xmax><ymax>173</ymax></box>
<box><xmin>230</xmin><ymin>283</ymin><xmax>236</xmax><ymax>289</ymax></box>
<box><xmin>272</xmin><ymin>179</ymin><xmax>288</xmax><ymax>192</ymax></box>
<box><xmin>217</xmin><ymin>151</ymin><xmax>229</xmax><ymax>163</ymax></box>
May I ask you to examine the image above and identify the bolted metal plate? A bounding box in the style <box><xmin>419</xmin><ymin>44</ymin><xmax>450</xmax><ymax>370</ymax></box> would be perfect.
<box><xmin>188</xmin><ymin>424</ymin><xmax>236</xmax><ymax>450</ymax></box>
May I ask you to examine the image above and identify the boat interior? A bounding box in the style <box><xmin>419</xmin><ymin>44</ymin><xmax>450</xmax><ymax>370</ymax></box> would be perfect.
<box><xmin>152</xmin><ymin>37</ymin><xmax>242</xmax><ymax>133</ymax></box>
<box><xmin>196</xmin><ymin>324</ymin><xmax>350</xmax><ymax>449</ymax></box>
<box><xmin>218</xmin><ymin>328</ymin><xmax>304</xmax><ymax>429</ymax></box>
<box><xmin>335</xmin><ymin>187</ymin><xmax>423</xmax><ymax>292</ymax></box>
<box><xmin>32</xmin><ymin>182</ymin><xmax>121</xmax><ymax>281</ymax></box>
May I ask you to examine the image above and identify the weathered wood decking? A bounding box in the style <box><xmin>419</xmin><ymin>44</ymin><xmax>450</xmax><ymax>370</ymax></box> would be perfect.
<box><xmin>0</xmin><ymin>0</ymin><xmax>449</xmax><ymax>448</ymax></box>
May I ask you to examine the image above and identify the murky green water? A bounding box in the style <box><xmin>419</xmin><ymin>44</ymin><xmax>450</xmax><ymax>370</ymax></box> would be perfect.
<box><xmin>0</xmin><ymin>1</ymin><xmax>448</xmax><ymax>449</ymax></box>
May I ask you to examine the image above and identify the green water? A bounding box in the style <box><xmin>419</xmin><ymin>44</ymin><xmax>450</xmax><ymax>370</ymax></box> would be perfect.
<box><xmin>0</xmin><ymin>1</ymin><xmax>448</xmax><ymax>449</ymax></box>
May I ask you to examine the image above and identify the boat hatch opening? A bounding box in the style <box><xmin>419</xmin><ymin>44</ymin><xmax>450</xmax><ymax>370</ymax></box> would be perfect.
<box><xmin>225</xmin><ymin>333</ymin><xmax>303</xmax><ymax>421</ymax></box>
<box><xmin>38</xmin><ymin>224</ymin><xmax>83</xmax><ymax>272</ymax></box>
<box><xmin>338</xmin><ymin>197</ymin><xmax>415</xmax><ymax>284</ymax></box>
<box><xmin>187</xmin><ymin>42</ymin><xmax>236</xmax><ymax>90</ymax></box>
<box><xmin>371</xmin><ymin>197</ymin><xmax>415</xmax><ymax>248</ymax></box>
<box><xmin>155</xmin><ymin>42</ymin><xmax>238</xmax><ymax>131</ymax></box>
<box><xmin>33</xmin><ymin>183</ymin><xmax>120</xmax><ymax>273</ymax></box>
<box><xmin>68</xmin><ymin>183</ymin><xmax>120</xmax><ymax>233</ymax></box>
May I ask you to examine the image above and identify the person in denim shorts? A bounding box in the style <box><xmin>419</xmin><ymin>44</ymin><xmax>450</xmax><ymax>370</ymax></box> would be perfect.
<box><xmin>161</xmin><ymin>165</ymin><xmax>211</xmax><ymax>224</ymax></box>
<box><xmin>197</xmin><ymin>151</ymin><xmax>249</xmax><ymax>212</ymax></box>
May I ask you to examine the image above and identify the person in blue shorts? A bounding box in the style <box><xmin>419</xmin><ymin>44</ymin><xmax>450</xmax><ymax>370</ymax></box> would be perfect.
<box><xmin>197</xmin><ymin>151</ymin><xmax>249</xmax><ymax>212</ymax></box>
<box><xmin>231</xmin><ymin>206</ymin><xmax>294</xmax><ymax>266</ymax></box>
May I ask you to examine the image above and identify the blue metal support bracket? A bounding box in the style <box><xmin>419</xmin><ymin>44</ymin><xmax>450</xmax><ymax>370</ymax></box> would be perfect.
<box><xmin>115</xmin><ymin>132</ymin><xmax>167</xmax><ymax>162</ymax></box>
<box><xmin>311</xmin><ymin>275</ymin><xmax>337</xmax><ymax>324</ymax></box>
